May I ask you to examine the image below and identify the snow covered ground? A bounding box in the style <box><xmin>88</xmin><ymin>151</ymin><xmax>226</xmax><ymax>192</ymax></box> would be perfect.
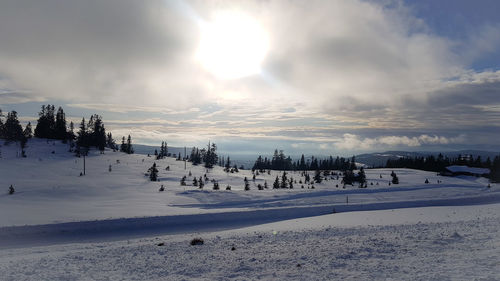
<box><xmin>1</xmin><ymin>204</ymin><xmax>499</xmax><ymax>280</ymax></box>
<box><xmin>0</xmin><ymin>139</ymin><xmax>499</xmax><ymax>280</ymax></box>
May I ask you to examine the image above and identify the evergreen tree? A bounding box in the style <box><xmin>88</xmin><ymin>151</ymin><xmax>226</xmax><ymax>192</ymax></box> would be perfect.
<box><xmin>34</xmin><ymin>104</ymin><xmax>56</xmax><ymax>139</ymax></box>
<box><xmin>273</xmin><ymin>176</ymin><xmax>280</xmax><ymax>189</ymax></box>
<box><xmin>148</xmin><ymin>163</ymin><xmax>158</xmax><ymax>181</ymax></box>
<box><xmin>126</xmin><ymin>135</ymin><xmax>134</xmax><ymax>154</ymax></box>
<box><xmin>76</xmin><ymin>118</ymin><xmax>88</xmax><ymax>156</ymax></box>
<box><xmin>54</xmin><ymin>107</ymin><xmax>67</xmax><ymax>140</ymax></box>
<box><xmin>244</xmin><ymin>177</ymin><xmax>250</xmax><ymax>190</ymax></box>
<box><xmin>4</xmin><ymin>111</ymin><xmax>23</xmax><ymax>142</ymax></box>
<box><xmin>23</xmin><ymin>122</ymin><xmax>33</xmax><ymax>139</ymax></box>
<box><xmin>314</xmin><ymin>169</ymin><xmax>322</xmax><ymax>183</ymax></box>
<box><xmin>280</xmin><ymin>172</ymin><xmax>288</xmax><ymax>188</ymax></box>
<box><xmin>358</xmin><ymin>167</ymin><xmax>366</xmax><ymax>185</ymax></box>
<box><xmin>391</xmin><ymin>171</ymin><xmax>399</xmax><ymax>184</ymax></box>
<box><xmin>203</xmin><ymin>141</ymin><xmax>218</xmax><ymax>168</ymax></box>
<box><xmin>120</xmin><ymin>136</ymin><xmax>126</xmax><ymax>153</ymax></box>
<box><xmin>106</xmin><ymin>132</ymin><xmax>116</xmax><ymax>150</ymax></box>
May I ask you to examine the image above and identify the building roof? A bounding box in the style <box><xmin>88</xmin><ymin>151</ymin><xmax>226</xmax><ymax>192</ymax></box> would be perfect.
<box><xmin>445</xmin><ymin>165</ymin><xmax>490</xmax><ymax>175</ymax></box>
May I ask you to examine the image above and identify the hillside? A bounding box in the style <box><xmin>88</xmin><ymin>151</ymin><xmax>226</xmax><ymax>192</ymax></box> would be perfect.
<box><xmin>1</xmin><ymin>139</ymin><xmax>500</xmax><ymax>280</ymax></box>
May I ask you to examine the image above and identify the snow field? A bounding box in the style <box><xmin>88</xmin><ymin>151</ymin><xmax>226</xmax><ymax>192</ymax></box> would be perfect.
<box><xmin>1</xmin><ymin>139</ymin><xmax>498</xmax><ymax>227</ymax></box>
<box><xmin>0</xmin><ymin>204</ymin><xmax>499</xmax><ymax>281</ymax></box>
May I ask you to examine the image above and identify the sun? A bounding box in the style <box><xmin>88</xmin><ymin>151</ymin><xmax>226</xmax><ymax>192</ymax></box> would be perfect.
<box><xmin>197</xmin><ymin>11</ymin><xmax>269</xmax><ymax>80</ymax></box>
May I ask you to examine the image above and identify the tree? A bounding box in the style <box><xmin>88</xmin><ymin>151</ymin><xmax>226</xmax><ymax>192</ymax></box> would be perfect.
<box><xmin>148</xmin><ymin>163</ymin><xmax>158</xmax><ymax>181</ymax></box>
<box><xmin>106</xmin><ymin>132</ymin><xmax>116</xmax><ymax>150</ymax></box>
<box><xmin>313</xmin><ymin>169</ymin><xmax>322</xmax><ymax>183</ymax></box>
<box><xmin>244</xmin><ymin>177</ymin><xmax>250</xmax><ymax>191</ymax></box>
<box><xmin>125</xmin><ymin>135</ymin><xmax>134</xmax><ymax>154</ymax></box>
<box><xmin>76</xmin><ymin>118</ymin><xmax>88</xmax><ymax>156</ymax></box>
<box><xmin>203</xmin><ymin>141</ymin><xmax>218</xmax><ymax>168</ymax></box>
<box><xmin>273</xmin><ymin>176</ymin><xmax>280</xmax><ymax>189</ymax></box>
<box><xmin>35</xmin><ymin>105</ymin><xmax>55</xmax><ymax>139</ymax></box>
<box><xmin>3</xmin><ymin>111</ymin><xmax>23</xmax><ymax>142</ymax></box>
<box><xmin>54</xmin><ymin>107</ymin><xmax>67</xmax><ymax>140</ymax></box>
<box><xmin>391</xmin><ymin>171</ymin><xmax>399</xmax><ymax>184</ymax></box>
<box><xmin>23</xmin><ymin>122</ymin><xmax>33</xmax><ymax>139</ymax></box>
<box><xmin>280</xmin><ymin>172</ymin><xmax>288</xmax><ymax>188</ymax></box>
<box><xmin>358</xmin><ymin>167</ymin><xmax>366</xmax><ymax>186</ymax></box>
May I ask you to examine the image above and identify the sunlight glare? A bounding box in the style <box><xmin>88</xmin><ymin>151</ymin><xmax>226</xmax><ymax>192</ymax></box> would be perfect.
<box><xmin>197</xmin><ymin>11</ymin><xmax>269</xmax><ymax>79</ymax></box>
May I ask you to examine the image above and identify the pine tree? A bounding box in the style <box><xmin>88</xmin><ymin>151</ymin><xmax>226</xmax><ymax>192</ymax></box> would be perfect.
<box><xmin>126</xmin><ymin>135</ymin><xmax>134</xmax><ymax>154</ymax></box>
<box><xmin>314</xmin><ymin>169</ymin><xmax>322</xmax><ymax>183</ymax></box>
<box><xmin>148</xmin><ymin>163</ymin><xmax>158</xmax><ymax>181</ymax></box>
<box><xmin>358</xmin><ymin>167</ymin><xmax>366</xmax><ymax>185</ymax></box>
<box><xmin>54</xmin><ymin>107</ymin><xmax>67</xmax><ymax>140</ymax></box>
<box><xmin>4</xmin><ymin>111</ymin><xmax>23</xmax><ymax>142</ymax></box>
<box><xmin>280</xmin><ymin>172</ymin><xmax>288</xmax><ymax>188</ymax></box>
<box><xmin>23</xmin><ymin>122</ymin><xmax>33</xmax><ymax>139</ymax></box>
<box><xmin>106</xmin><ymin>132</ymin><xmax>116</xmax><ymax>150</ymax></box>
<box><xmin>391</xmin><ymin>171</ymin><xmax>399</xmax><ymax>184</ymax></box>
<box><xmin>203</xmin><ymin>141</ymin><xmax>218</xmax><ymax>168</ymax></box>
<box><xmin>273</xmin><ymin>176</ymin><xmax>280</xmax><ymax>189</ymax></box>
<box><xmin>244</xmin><ymin>177</ymin><xmax>250</xmax><ymax>190</ymax></box>
<box><xmin>76</xmin><ymin>118</ymin><xmax>88</xmax><ymax>156</ymax></box>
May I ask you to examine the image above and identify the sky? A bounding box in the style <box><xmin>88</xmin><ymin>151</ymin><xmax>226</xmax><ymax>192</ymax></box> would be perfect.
<box><xmin>1</xmin><ymin>0</ymin><xmax>500</xmax><ymax>157</ymax></box>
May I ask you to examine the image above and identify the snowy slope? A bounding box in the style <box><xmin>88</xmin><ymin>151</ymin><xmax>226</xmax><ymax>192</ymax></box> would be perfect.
<box><xmin>0</xmin><ymin>204</ymin><xmax>499</xmax><ymax>280</ymax></box>
<box><xmin>1</xmin><ymin>139</ymin><xmax>500</xmax><ymax>280</ymax></box>
<box><xmin>0</xmin><ymin>138</ymin><xmax>498</xmax><ymax>229</ymax></box>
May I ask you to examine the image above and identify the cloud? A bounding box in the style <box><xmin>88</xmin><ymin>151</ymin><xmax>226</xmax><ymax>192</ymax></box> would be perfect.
<box><xmin>1</xmin><ymin>0</ymin><xmax>499</xmax><ymax>152</ymax></box>
<box><xmin>334</xmin><ymin>133</ymin><xmax>466</xmax><ymax>151</ymax></box>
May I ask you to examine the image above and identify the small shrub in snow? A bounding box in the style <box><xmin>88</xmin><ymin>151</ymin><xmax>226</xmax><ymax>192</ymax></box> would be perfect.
<box><xmin>391</xmin><ymin>171</ymin><xmax>399</xmax><ymax>184</ymax></box>
<box><xmin>213</xmin><ymin>181</ymin><xmax>220</xmax><ymax>190</ymax></box>
<box><xmin>226</xmin><ymin>185</ymin><xmax>231</xmax><ymax>190</ymax></box>
<box><xmin>8</xmin><ymin>185</ymin><xmax>15</xmax><ymax>195</ymax></box>
<box><xmin>159</xmin><ymin>185</ymin><xmax>165</xmax><ymax>192</ymax></box>
<box><xmin>257</xmin><ymin>184</ymin><xmax>263</xmax><ymax>190</ymax></box>
<box><xmin>180</xmin><ymin>176</ymin><xmax>186</xmax><ymax>186</ymax></box>
<box><xmin>244</xmin><ymin>177</ymin><xmax>250</xmax><ymax>191</ymax></box>
<box><xmin>190</xmin><ymin>238</ymin><xmax>204</xmax><ymax>245</ymax></box>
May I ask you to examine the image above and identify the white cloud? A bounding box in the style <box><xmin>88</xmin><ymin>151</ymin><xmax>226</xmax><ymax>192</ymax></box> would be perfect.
<box><xmin>334</xmin><ymin>133</ymin><xmax>466</xmax><ymax>150</ymax></box>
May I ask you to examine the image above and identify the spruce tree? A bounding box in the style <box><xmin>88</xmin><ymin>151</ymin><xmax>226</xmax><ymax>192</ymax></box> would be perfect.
<box><xmin>126</xmin><ymin>135</ymin><xmax>134</xmax><ymax>154</ymax></box>
<box><xmin>54</xmin><ymin>107</ymin><xmax>67</xmax><ymax>140</ymax></box>
<box><xmin>4</xmin><ymin>111</ymin><xmax>23</xmax><ymax>142</ymax></box>
<box><xmin>273</xmin><ymin>176</ymin><xmax>280</xmax><ymax>189</ymax></box>
<box><xmin>23</xmin><ymin>122</ymin><xmax>33</xmax><ymax>139</ymax></box>
<box><xmin>148</xmin><ymin>163</ymin><xmax>158</xmax><ymax>181</ymax></box>
<box><xmin>120</xmin><ymin>136</ymin><xmax>126</xmax><ymax>152</ymax></box>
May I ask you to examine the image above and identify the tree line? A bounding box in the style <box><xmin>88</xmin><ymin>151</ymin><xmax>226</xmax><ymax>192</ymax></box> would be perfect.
<box><xmin>0</xmin><ymin>109</ymin><xmax>33</xmax><ymax>156</ymax></box>
<box><xmin>252</xmin><ymin>149</ymin><xmax>358</xmax><ymax>171</ymax></box>
<box><xmin>385</xmin><ymin>153</ymin><xmax>500</xmax><ymax>182</ymax></box>
<box><xmin>188</xmin><ymin>141</ymin><xmax>218</xmax><ymax>168</ymax></box>
<box><xmin>0</xmin><ymin>105</ymin><xmax>134</xmax><ymax>157</ymax></box>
